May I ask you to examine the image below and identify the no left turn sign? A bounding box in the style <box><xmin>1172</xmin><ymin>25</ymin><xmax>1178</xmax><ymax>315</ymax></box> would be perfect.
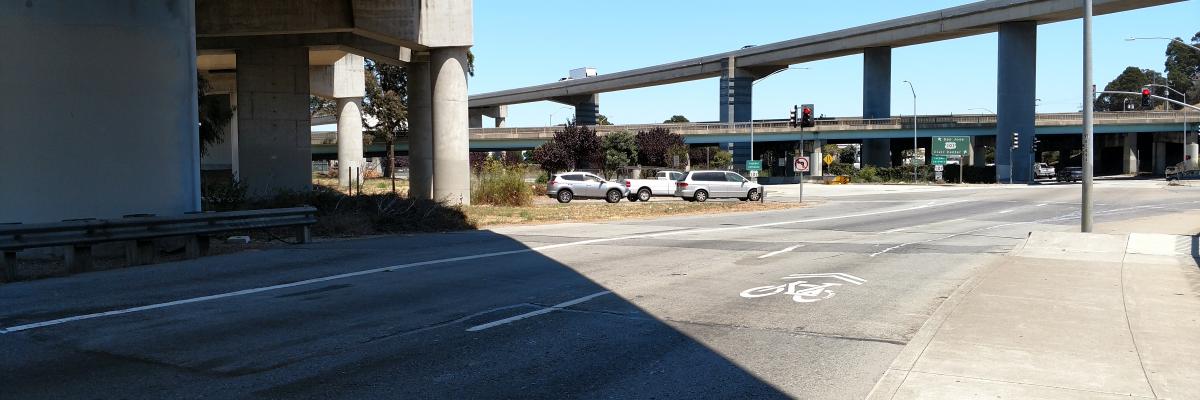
<box><xmin>794</xmin><ymin>157</ymin><xmax>810</xmax><ymax>173</ymax></box>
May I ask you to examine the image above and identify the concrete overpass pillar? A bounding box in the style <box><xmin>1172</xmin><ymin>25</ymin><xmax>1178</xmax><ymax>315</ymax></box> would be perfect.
<box><xmin>720</xmin><ymin>58</ymin><xmax>755</xmax><ymax>123</ymax></box>
<box><xmin>237</xmin><ymin>46</ymin><xmax>312</xmax><ymax>196</ymax></box>
<box><xmin>409</xmin><ymin>58</ymin><xmax>434</xmax><ymax>200</ymax></box>
<box><xmin>574</xmin><ymin>95</ymin><xmax>600</xmax><ymax>126</ymax></box>
<box><xmin>1123</xmin><ymin>133</ymin><xmax>1138</xmax><ymax>175</ymax></box>
<box><xmin>1154</xmin><ymin>135</ymin><xmax>1166</xmax><ymax>175</ymax></box>
<box><xmin>431</xmin><ymin>47</ymin><xmax>471</xmax><ymax>205</ymax></box>
<box><xmin>335</xmin><ymin>98</ymin><xmax>365</xmax><ymax>187</ymax></box>
<box><xmin>862</xmin><ymin>47</ymin><xmax>892</xmax><ymax>167</ymax></box>
<box><xmin>469</xmin><ymin>106</ymin><xmax>508</xmax><ymax>128</ymax></box>
<box><xmin>809</xmin><ymin>140</ymin><xmax>824</xmax><ymax>177</ymax></box>
<box><xmin>1188</xmin><ymin>132</ymin><xmax>1198</xmax><ymax>170</ymax></box>
<box><xmin>995</xmin><ymin>21</ymin><xmax>1036</xmax><ymax>183</ymax></box>
<box><xmin>0</xmin><ymin>0</ymin><xmax>200</xmax><ymax>223</ymax></box>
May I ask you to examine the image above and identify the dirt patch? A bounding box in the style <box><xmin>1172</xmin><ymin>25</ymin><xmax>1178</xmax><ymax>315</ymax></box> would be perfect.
<box><xmin>464</xmin><ymin>200</ymin><xmax>807</xmax><ymax>228</ymax></box>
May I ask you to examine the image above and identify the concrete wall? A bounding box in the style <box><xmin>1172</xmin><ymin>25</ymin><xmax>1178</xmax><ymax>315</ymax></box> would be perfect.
<box><xmin>236</xmin><ymin>47</ymin><xmax>312</xmax><ymax>196</ymax></box>
<box><xmin>0</xmin><ymin>0</ymin><xmax>200</xmax><ymax>223</ymax></box>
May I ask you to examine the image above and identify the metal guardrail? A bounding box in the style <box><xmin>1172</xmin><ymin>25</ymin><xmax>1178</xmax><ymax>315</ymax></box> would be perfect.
<box><xmin>311</xmin><ymin>111</ymin><xmax>1193</xmax><ymax>145</ymax></box>
<box><xmin>0</xmin><ymin>207</ymin><xmax>318</xmax><ymax>282</ymax></box>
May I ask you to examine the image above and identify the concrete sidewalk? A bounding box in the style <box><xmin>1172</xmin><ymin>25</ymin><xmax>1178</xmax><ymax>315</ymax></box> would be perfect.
<box><xmin>869</xmin><ymin>231</ymin><xmax>1200</xmax><ymax>399</ymax></box>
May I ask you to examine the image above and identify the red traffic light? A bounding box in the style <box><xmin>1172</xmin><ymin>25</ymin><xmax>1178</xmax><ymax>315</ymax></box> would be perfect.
<box><xmin>802</xmin><ymin>107</ymin><xmax>812</xmax><ymax>115</ymax></box>
<box><xmin>1142</xmin><ymin>88</ymin><xmax>1151</xmax><ymax>96</ymax></box>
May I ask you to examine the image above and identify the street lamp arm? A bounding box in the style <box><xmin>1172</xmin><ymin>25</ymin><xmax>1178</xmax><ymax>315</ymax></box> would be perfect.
<box><xmin>1144</xmin><ymin>83</ymin><xmax>1187</xmax><ymax>99</ymax></box>
<box><xmin>1098</xmin><ymin>90</ymin><xmax>1199</xmax><ymax>111</ymax></box>
<box><xmin>1126</xmin><ymin>37</ymin><xmax>1200</xmax><ymax>52</ymax></box>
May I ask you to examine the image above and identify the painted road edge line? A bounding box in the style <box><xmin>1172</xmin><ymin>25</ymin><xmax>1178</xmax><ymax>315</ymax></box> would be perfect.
<box><xmin>1</xmin><ymin>200</ymin><xmax>969</xmax><ymax>334</ymax></box>
<box><xmin>758</xmin><ymin>245</ymin><xmax>802</xmax><ymax>259</ymax></box>
<box><xmin>466</xmin><ymin>291</ymin><xmax>613</xmax><ymax>332</ymax></box>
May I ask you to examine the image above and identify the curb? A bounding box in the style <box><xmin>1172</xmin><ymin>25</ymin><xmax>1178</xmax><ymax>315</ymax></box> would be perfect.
<box><xmin>863</xmin><ymin>257</ymin><xmax>1002</xmax><ymax>400</ymax></box>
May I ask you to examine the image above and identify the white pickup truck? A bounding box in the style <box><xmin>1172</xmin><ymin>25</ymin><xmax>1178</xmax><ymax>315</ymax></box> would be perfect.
<box><xmin>624</xmin><ymin>171</ymin><xmax>685</xmax><ymax>202</ymax></box>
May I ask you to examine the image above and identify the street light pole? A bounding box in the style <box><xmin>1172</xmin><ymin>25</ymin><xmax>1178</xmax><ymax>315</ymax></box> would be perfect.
<box><xmin>1126</xmin><ymin>37</ymin><xmax>1200</xmax><ymax>53</ymax></box>
<box><xmin>903</xmin><ymin>80</ymin><xmax>917</xmax><ymax>184</ymax></box>
<box><xmin>1082</xmin><ymin>0</ymin><xmax>1094</xmax><ymax>232</ymax></box>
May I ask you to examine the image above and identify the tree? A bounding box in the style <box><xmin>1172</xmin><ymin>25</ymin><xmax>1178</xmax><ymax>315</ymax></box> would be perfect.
<box><xmin>602</xmin><ymin>130</ymin><xmax>638</xmax><ymax>176</ymax></box>
<box><xmin>1164</xmin><ymin>32</ymin><xmax>1200</xmax><ymax>107</ymax></box>
<box><xmin>553</xmin><ymin>125</ymin><xmax>603</xmax><ymax>170</ymax></box>
<box><xmin>711</xmin><ymin>150</ymin><xmax>733</xmax><ymax>169</ymax></box>
<box><xmin>363</xmin><ymin>60</ymin><xmax>407</xmax><ymax>177</ymax></box>
<box><xmin>532</xmin><ymin>141</ymin><xmax>570</xmax><ymax>174</ymax></box>
<box><xmin>634</xmin><ymin>127</ymin><xmax>685</xmax><ymax>166</ymax></box>
<box><xmin>310</xmin><ymin>95</ymin><xmax>336</xmax><ymax>119</ymax></box>
<box><xmin>596</xmin><ymin>114</ymin><xmax>612</xmax><ymax>125</ymax></box>
<box><xmin>664</xmin><ymin>115</ymin><xmax>690</xmax><ymax>124</ymax></box>
<box><xmin>1095</xmin><ymin>67</ymin><xmax>1164</xmax><ymax>111</ymax></box>
<box><xmin>198</xmin><ymin>74</ymin><xmax>234</xmax><ymax>157</ymax></box>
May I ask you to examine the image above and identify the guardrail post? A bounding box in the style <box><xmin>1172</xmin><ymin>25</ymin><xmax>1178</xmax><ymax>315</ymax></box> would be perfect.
<box><xmin>294</xmin><ymin>226</ymin><xmax>311</xmax><ymax>244</ymax></box>
<box><xmin>64</xmin><ymin>245</ymin><xmax>94</xmax><ymax>273</ymax></box>
<box><xmin>185</xmin><ymin>235</ymin><xmax>210</xmax><ymax>259</ymax></box>
<box><xmin>2</xmin><ymin>251</ymin><xmax>16</xmax><ymax>282</ymax></box>
<box><xmin>126</xmin><ymin>240</ymin><xmax>156</xmax><ymax>266</ymax></box>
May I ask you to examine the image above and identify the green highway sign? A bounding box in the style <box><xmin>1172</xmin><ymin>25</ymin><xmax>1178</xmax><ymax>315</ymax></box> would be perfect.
<box><xmin>932</xmin><ymin>136</ymin><xmax>970</xmax><ymax>157</ymax></box>
<box><xmin>932</xmin><ymin>156</ymin><xmax>947</xmax><ymax>166</ymax></box>
<box><xmin>746</xmin><ymin>160</ymin><xmax>762</xmax><ymax>171</ymax></box>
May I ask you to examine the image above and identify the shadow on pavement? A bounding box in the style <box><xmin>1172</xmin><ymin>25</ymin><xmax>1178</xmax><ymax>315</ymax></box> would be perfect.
<box><xmin>0</xmin><ymin>231</ymin><xmax>790</xmax><ymax>399</ymax></box>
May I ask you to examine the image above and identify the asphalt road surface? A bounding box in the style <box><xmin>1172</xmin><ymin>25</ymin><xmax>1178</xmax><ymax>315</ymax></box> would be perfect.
<box><xmin>3</xmin><ymin>180</ymin><xmax>1199</xmax><ymax>399</ymax></box>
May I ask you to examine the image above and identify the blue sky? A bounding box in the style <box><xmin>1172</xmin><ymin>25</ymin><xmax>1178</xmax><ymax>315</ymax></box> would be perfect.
<box><xmin>469</xmin><ymin>0</ymin><xmax>1198</xmax><ymax>127</ymax></box>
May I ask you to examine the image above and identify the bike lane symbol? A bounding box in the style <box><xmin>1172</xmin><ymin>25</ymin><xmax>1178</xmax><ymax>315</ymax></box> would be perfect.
<box><xmin>740</xmin><ymin>273</ymin><xmax>866</xmax><ymax>303</ymax></box>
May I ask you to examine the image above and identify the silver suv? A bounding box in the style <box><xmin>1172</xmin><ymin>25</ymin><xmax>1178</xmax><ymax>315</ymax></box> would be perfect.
<box><xmin>674</xmin><ymin>170</ymin><xmax>763</xmax><ymax>202</ymax></box>
<box><xmin>547</xmin><ymin>172</ymin><xmax>630</xmax><ymax>203</ymax></box>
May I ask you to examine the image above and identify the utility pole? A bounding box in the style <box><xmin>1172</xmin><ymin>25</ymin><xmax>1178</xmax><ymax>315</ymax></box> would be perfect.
<box><xmin>1082</xmin><ymin>0</ymin><xmax>1094</xmax><ymax>232</ymax></box>
<box><xmin>903</xmin><ymin>80</ymin><xmax>917</xmax><ymax>183</ymax></box>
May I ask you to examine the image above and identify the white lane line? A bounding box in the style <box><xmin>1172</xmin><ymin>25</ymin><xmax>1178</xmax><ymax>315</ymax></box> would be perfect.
<box><xmin>466</xmin><ymin>291</ymin><xmax>612</xmax><ymax>332</ymax></box>
<box><xmin>1036</xmin><ymin>203</ymin><xmax>1048</xmax><ymax>207</ymax></box>
<box><xmin>758</xmin><ymin>245</ymin><xmax>803</xmax><ymax>259</ymax></box>
<box><xmin>1</xmin><ymin>199</ymin><xmax>969</xmax><ymax>334</ymax></box>
<box><xmin>881</xmin><ymin>227</ymin><xmax>909</xmax><ymax>234</ymax></box>
<box><xmin>998</xmin><ymin>209</ymin><xmax>1014</xmax><ymax>214</ymax></box>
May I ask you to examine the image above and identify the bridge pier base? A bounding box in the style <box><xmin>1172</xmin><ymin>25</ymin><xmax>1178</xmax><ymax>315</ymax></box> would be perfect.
<box><xmin>861</xmin><ymin>47</ymin><xmax>893</xmax><ymax>167</ymax></box>
<box><xmin>408</xmin><ymin>58</ymin><xmax>434</xmax><ymax>200</ymax></box>
<box><xmin>996</xmin><ymin>21</ymin><xmax>1037</xmax><ymax>183</ymax></box>
<box><xmin>236</xmin><ymin>46</ymin><xmax>314</xmax><ymax>196</ymax></box>
<box><xmin>431</xmin><ymin>47</ymin><xmax>472</xmax><ymax>205</ymax></box>
<box><xmin>1124</xmin><ymin>133</ymin><xmax>1139</xmax><ymax>175</ymax></box>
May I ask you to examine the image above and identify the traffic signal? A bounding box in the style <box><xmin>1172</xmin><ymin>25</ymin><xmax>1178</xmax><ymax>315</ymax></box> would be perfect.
<box><xmin>1011</xmin><ymin>132</ymin><xmax>1019</xmax><ymax>150</ymax></box>
<box><xmin>1032</xmin><ymin>138</ymin><xmax>1040</xmax><ymax>153</ymax></box>
<box><xmin>1141</xmin><ymin>88</ymin><xmax>1152</xmax><ymax>110</ymax></box>
<box><xmin>789</xmin><ymin>105</ymin><xmax>798</xmax><ymax>128</ymax></box>
<box><xmin>800</xmin><ymin>104</ymin><xmax>815</xmax><ymax>128</ymax></box>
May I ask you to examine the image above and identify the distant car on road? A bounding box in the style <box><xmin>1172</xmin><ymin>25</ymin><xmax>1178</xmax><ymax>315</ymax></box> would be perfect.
<box><xmin>547</xmin><ymin>172</ymin><xmax>629</xmax><ymax>204</ymax></box>
<box><xmin>674</xmin><ymin>171</ymin><xmax>762</xmax><ymax>202</ymax></box>
<box><xmin>1056</xmin><ymin>167</ymin><xmax>1083</xmax><ymax>183</ymax></box>
<box><xmin>1033</xmin><ymin>163</ymin><xmax>1056</xmax><ymax>180</ymax></box>
<box><xmin>624</xmin><ymin>170</ymin><xmax>685</xmax><ymax>202</ymax></box>
<box><xmin>1167</xmin><ymin>168</ymin><xmax>1200</xmax><ymax>182</ymax></box>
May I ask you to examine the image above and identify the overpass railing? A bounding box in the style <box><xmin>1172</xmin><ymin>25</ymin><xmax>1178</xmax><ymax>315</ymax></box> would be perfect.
<box><xmin>312</xmin><ymin>111</ymin><xmax>1191</xmax><ymax>145</ymax></box>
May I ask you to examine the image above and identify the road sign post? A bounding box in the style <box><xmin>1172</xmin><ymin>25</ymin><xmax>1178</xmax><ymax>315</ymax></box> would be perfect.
<box><xmin>746</xmin><ymin>160</ymin><xmax>762</xmax><ymax>171</ymax></box>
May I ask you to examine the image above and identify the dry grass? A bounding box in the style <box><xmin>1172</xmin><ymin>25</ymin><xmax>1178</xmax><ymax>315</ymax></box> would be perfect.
<box><xmin>464</xmin><ymin>200</ymin><xmax>804</xmax><ymax>227</ymax></box>
<box><xmin>314</xmin><ymin>176</ymin><xmax>409</xmax><ymax>196</ymax></box>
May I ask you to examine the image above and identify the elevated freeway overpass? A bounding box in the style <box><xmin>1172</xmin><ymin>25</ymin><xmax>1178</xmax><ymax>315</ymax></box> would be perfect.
<box><xmin>315</xmin><ymin>111</ymin><xmax>1195</xmax><ymax>176</ymax></box>
<box><xmin>465</xmin><ymin>0</ymin><xmax>1184</xmax><ymax>182</ymax></box>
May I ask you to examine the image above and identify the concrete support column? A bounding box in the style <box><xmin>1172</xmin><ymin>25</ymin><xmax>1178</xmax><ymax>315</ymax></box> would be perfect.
<box><xmin>431</xmin><ymin>47</ymin><xmax>471</xmax><ymax>205</ymax></box>
<box><xmin>1123</xmin><ymin>133</ymin><xmax>1138</xmax><ymax>175</ymax></box>
<box><xmin>720</xmin><ymin>58</ymin><xmax>755</xmax><ymax>123</ymax></box>
<box><xmin>236</xmin><ymin>46</ymin><xmax>311</xmax><ymax>196</ymax></box>
<box><xmin>468</xmin><ymin>109</ymin><xmax>484</xmax><ymax>129</ymax></box>
<box><xmin>1154</xmin><ymin>135</ymin><xmax>1166</xmax><ymax>175</ymax></box>
<box><xmin>1188</xmin><ymin>132</ymin><xmax>1199</xmax><ymax>170</ymax></box>
<box><xmin>861</xmin><ymin>47</ymin><xmax>892</xmax><ymax>167</ymax></box>
<box><xmin>574</xmin><ymin>94</ymin><xmax>600</xmax><ymax>126</ymax></box>
<box><xmin>996</xmin><ymin>21</ymin><xmax>1036</xmax><ymax>183</ymax></box>
<box><xmin>809</xmin><ymin>140</ymin><xmax>824</xmax><ymax>177</ymax></box>
<box><xmin>336</xmin><ymin>97</ymin><xmax>364</xmax><ymax>187</ymax></box>
<box><xmin>1</xmin><ymin>0</ymin><xmax>200</xmax><ymax>223</ymax></box>
<box><xmin>408</xmin><ymin>60</ymin><xmax>434</xmax><ymax>200</ymax></box>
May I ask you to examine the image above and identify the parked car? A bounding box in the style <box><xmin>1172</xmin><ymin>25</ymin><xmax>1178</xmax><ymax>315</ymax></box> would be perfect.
<box><xmin>624</xmin><ymin>170</ymin><xmax>685</xmax><ymax>202</ymax></box>
<box><xmin>1166</xmin><ymin>168</ymin><xmax>1200</xmax><ymax>182</ymax></box>
<box><xmin>674</xmin><ymin>171</ymin><xmax>763</xmax><ymax>202</ymax></box>
<box><xmin>1056</xmin><ymin>167</ymin><xmax>1083</xmax><ymax>183</ymax></box>
<box><xmin>546</xmin><ymin>172</ymin><xmax>629</xmax><ymax>203</ymax></box>
<box><xmin>1033</xmin><ymin>163</ymin><xmax>1055</xmax><ymax>180</ymax></box>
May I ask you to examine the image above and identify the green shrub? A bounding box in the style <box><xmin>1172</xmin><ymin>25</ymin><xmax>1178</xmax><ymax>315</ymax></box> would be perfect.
<box><xmin>248</xmin><ymin>186</ymin><xmax>474</xmax><ymax>235</ymax></box>
<box><xmin>858</xmin><ymin>166</ymin><xmax>878</xmax><ymax>182</ymax></box>
<box><xmin>472</xmin><ymin>160</ymin><xmax>533</xmax><ymax>206</ymax></box>
<box><xmin>201</xmin><ymin>178</ymin><xmax>248</xmax><ymax>211</ymax></box>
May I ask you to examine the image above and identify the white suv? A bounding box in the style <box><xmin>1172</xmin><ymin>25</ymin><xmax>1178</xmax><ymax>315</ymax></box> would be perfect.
<box><xmin>674</xmin><ymin>171</ymin><xmax>763</xmax><ymax>202</ymax></box>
